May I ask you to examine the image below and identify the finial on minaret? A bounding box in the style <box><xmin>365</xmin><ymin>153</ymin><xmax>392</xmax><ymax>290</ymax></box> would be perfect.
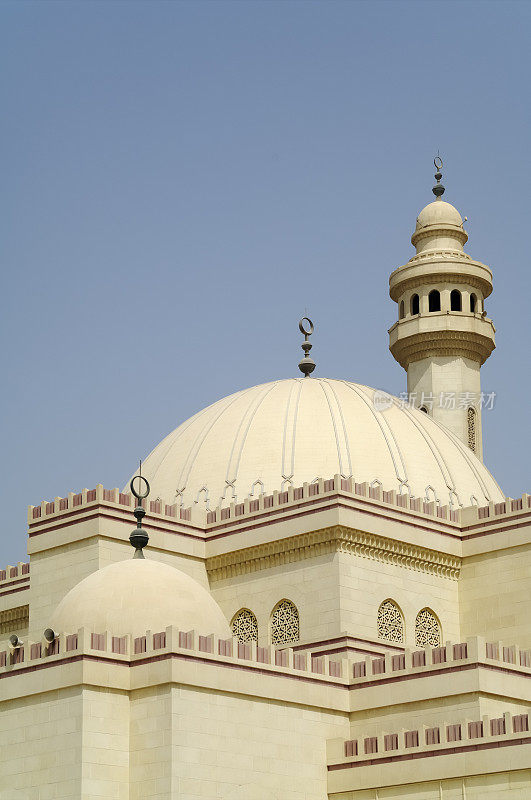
<box><xmin>298</xmin><ymin>317</ymin><xmax>315</xmax><ymax>377</ymax></box>
<box><xmin>432</xmin><ymin>154</ymin><xmax>445</xmax><ymax>198</ymax></box>
<box><xmin>129</xmin><ymin>461</ymin><xmax>150</xmax><ymax>558</ymax></box>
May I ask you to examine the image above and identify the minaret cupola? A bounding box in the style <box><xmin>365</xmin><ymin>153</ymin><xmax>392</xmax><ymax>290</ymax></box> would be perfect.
<box><xmin>412</xmin><ymin>199</ymin><xmax>468</xmax><ymax>255</ymax></box>
<box><xmin>388</xmin><ymin>159</ymin><xmax>496</xmax><ymax>461</ymax></box>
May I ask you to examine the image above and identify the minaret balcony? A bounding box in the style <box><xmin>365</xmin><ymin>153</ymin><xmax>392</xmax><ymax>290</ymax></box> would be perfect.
<box><xmin>389</xmin><ymin>257</ymin><xmax>493</xmax><ymax>302</ymax></box>
<box><xmin>389</xmin><ymin>312</ymin><xmax>496</xmax><ymax>370</ymax></box>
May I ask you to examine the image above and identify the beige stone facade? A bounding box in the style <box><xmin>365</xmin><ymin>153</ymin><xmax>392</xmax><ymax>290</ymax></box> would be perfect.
<box><xmin>1</xmin><ymin>480</ymin><xmax>530</xmax><ymax>798</ymax></box>
<box><xmin>1</xmin><ymin>178</ymin><xmax>529</xmax><ymax>798</ymax></box>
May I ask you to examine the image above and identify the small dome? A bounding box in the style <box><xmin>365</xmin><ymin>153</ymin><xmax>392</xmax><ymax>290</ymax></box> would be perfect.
<box><xmin>135</xmin><ymin>378</ymin><xmax>504</xmax><ymax>509</ymax></box>
<box><xmin>416</xmin><ymin>200</ymin><xmax>463</xmax><ymax>230</ymax></box>
<box><xmin>49</xmin><ymin>559</ymin><xmax>231</xmax><ymax>637</ymax></box>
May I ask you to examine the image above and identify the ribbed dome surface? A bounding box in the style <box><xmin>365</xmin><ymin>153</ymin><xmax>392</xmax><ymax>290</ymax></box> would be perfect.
<box><xmin>139</xmin><ymin>379</ymin><xmax>503</xmax><ymax>509</ymax></box>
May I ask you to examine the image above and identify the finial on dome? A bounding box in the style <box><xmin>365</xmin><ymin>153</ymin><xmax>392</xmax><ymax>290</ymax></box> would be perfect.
<box><xmin>298</xmin><ymin>317</ymin><xmax>316</xmax><ymax>377</ymax></box>
<box><xmin>432</xmin><ymin>154</ymin><xmax>445</xmax><ymax>198</ymax></box>
<box><xmin>129</xmin><ymin>462</ymin><xmax>150</xmax><ymax>558</ymax></box>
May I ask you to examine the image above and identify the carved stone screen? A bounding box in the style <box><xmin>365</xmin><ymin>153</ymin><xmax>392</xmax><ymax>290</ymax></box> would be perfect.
<box><xmin>415</xmin><ymin>608</ymin><xmax>441</xmax><ymax>647</ymax></box>
<box><xmin>377</xmin><ymin>600</ymin><xmax>404</xmax><ymax>643</ymax></box>
<box><xmin>271</xmin><ymin>599</ymin><xmax>300</xmax><ymax>645</ymax></box>
<box><xmin>231</xmin><ymin>609</ymin><xmax>258</xmax><ymax>642</ymax></box>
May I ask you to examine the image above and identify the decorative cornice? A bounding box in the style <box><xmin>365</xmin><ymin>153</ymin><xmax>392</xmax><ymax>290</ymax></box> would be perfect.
<box><xmin>411</xmin><ymin>223</ymin><xmax>468</xmax><ymax>249</ymax></box>
<box><xmin>390</xmin><ymin>329</ymin><xmax>495</xmax><ymax>369</ymax></box>
<box><xmin>206</xmin><ymin>526</ymin><xmax>461</xmax><ymax>581</ymax></box>
<box><xmin>0</xmin><ymin>605</ymin><xmax>29</xmax><ymax>634</ymax></box>
<box><xmin>408</xmin><ymin>249</ymin><xmax>472</xmax><ymax>264</ymax></box>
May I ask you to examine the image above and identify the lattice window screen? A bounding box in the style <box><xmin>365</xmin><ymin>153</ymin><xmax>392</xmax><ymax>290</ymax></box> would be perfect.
<box><xmin>271</xmin><ymin>599</ymin><xmax>300</xmax><ymax>645</ymax></box>
<box><xmin>415</xmin><ymin>608</ymin><xmax>441</xmax><ymax>647</ymax></box>
<box><xmin>377</xmin><ymin>600</ymin><xmax>404</xmax><ymax>643</ymax></box>
<box><xmin>231</xmin><ymin>609</ymin><xmax>258</xmax><ymax>642</ymax></box>
<box><xmin>467</xmin><ymin>407</ymin><xmax>476</xmax><ymax>452</ymax></box>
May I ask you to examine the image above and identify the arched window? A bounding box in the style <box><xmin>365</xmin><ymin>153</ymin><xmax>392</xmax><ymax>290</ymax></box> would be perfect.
<box><xmin>470</xmin><ymin>293</ymin><xmax>477</xmax><ymax>313</ymax></box>
<box><xmin>377</xmin><ymin>600</ymin><xmax>404</xmax><ymax>643</ymax></box>
<box><xmin>428</xmin><ymin>290</ymin><xmax>441</xmax><ymax>312</ymax></box>
<box><xmin>419</xmin><ymin>406</ymin><xmax>428</xmax><ymax>414</ymax></box>
<box><xmin>231</xmin><ymin>609</ymin><xmax>258</xmax><ymax>642</ymax></box>
<box><xmin>415</xmin><ymin>608</ymin><xmax>441</xmax><ymax>647</ymax></box>
<box><xmin>399</xmin><ymin>300</ymin><xmax>405</xmax><ymax>319</ymax></box>
<box><xmin>450</xmin><ymin>289</ymin><xmax>462</xmax><ymax>311</ymax></box>
<box><xmin>467</xmin><ymin>407</ymin><xmax>476</xmax><ymax>453</ymax></box>
<box><xmin>271</xmin><ymin>599</ymin><xmax>299</xmax><ymax>645</ymax></box>
<box><xmin>410</xmin><ymin>294</ymin><xmax>420</xmax><ymax>315</ymax></box>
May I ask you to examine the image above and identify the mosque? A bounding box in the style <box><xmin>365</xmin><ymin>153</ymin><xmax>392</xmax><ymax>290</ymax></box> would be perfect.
<box><xmin>0</xmin><ymin>163</ymin><xmax>529</xmax><ymax>799</ymax></box>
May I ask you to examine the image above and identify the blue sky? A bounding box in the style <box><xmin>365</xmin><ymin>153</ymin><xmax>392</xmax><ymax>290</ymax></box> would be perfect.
<box><xmin>1</xmin><ymin>1</ymin><xmax>530</xmax><ymax>564</ymax></box>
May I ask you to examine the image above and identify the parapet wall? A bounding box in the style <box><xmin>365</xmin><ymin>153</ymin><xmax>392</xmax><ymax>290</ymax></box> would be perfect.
<box><xmin>0</xmin><ymin>563</ymin><xmax>30</xmax><ymax>634</ymax></box>
<box><xmin>0</xmin><ymin>625</ymin><xmax>348</xmax><ymax>681</ymax></box>
<box><xmin>205</xmin><ymin>476</ymin><xmax>464</xmax><ymax>525</ymax></box>
<box><xmin>2</xmin><ymin>626</ymin><xmax>529</xmax><ymax>689</ymax></box>
<box><xmin>28</xmin><ymin>477</ymin><xmax>531</xmax><ymax>533</ymax></box>
<box><xmin>348</xmin><ymin>636</ymin><xmax>531</xmax><ymax>682</ymax></box>
<box><xmin>328</xmin><ymin>710</ymin><xmax>530</xmax><ymax>768</ymax></box>
<box><xmin>0</xmin><ymin>562</ymin><xmax>30</xmax><ymax>584</ymax></box>
<box><xmin>28</xmin><ymin>485</ymin><xmax>195</xmax><ymax>525</ymax></box>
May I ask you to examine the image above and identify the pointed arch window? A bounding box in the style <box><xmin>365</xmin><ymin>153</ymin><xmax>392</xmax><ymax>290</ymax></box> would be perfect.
<box><xmin>231</xmin><ymin>609</ymin><xmax>258</xmax><ymax>642</ymax></box>
<box><xmin>271</xmin><ymin>599</ymin><xmax>299</xmax><ymax>645</ymax></box>
<box><xmin>377</xmin><ymin>600</ymin><xmax>404</xmax><ymax>644</ymax></box>
<box><xmin>470</xmin><ymin>293</ymin><xmax>477</xmax><ymax>313</ymax></box>
<box><xmin>450</xmin><ymin>289</ymin><xmax>462</xmax><ymax>311</ymax></box>
<box><xmin>410</xmin><ymin>294</ymin><xmax>420</xmax><ymax>315</ymax></box>
<box><xmin>399</xmin><ymin>300</ymin><xmax>405</xmax><ymax>319</ymax></box>
<box><xmin>428</xmin><ymin>290</ymin><xmax>441</xmax><ymax>312</ymax></box>
<box><xmin>415</xmin><ymin>608</ymin><xmax>441</xmax><ymax>647</ymax></box>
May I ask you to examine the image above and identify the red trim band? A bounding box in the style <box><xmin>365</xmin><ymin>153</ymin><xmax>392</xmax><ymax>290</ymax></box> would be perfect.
<box><xmin>328</xmin><ymin>734</ymin><xmax>531</xmax><ymax>770</ymax></box>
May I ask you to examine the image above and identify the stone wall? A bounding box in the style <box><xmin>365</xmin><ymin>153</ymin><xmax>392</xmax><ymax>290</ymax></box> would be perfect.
<box><xmin>459</xmin><ymin>543</ymin><xmax>531</xmax><ymax>648</ymax></box>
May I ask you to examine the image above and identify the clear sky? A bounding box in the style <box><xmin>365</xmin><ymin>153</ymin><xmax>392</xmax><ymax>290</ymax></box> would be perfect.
<box><xmin>1</xmin><ymin>0</ymin><xmax>530</xmax><ymax>565</ymax></box>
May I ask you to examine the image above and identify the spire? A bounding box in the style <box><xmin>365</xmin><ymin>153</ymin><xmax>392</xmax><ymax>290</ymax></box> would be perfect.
<box><xmin>432</xmin><ymin>155</ymin><xmax>445</xmax><ymax>198</ymax></box>
<box><xmin>129</xmin><ymin>462</ymin><xmax>150</xmax><ymax>558</ymax></box>
<box><xmin>298</xmin><ymin>317</ymin><xmax>315</xmax><ymax>377</ymax></box>
<box><xmin>412</xmin><ymin>157</ymin><xmax>467</xmax><ymax>255</ymax></box>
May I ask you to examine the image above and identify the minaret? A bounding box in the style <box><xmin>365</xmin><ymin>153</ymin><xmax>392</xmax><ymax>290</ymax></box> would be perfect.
<box><xmin>388</xmin><ymin>159</ymin><xmax>495</xmax><ymax>460</ymax></box>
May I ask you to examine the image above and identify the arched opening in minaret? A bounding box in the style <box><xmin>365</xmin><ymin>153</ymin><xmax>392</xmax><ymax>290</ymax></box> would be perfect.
<box><xmin>399</xmin><ymin>300</ymin><xmax>405</xmax><ymax>319</ymax></box>
<box><xmin>410</xmin><ymin>294</ymin><xmax>419</xmax><ymax>315</ymax></box>
<box><xmin>450</xmin><ymin>290</ymin><xmax>462</xmax><ymax>311</ymax></box>
<box><xmin>428</xmin><ymin>290</ymin><xmax>441</xmax><ymax>312</ymax></box>
<box><xmin>419</xmin><ymin>406</ymin><xmax>428</xmax><ymax>414</ymax></box>
<box><xmin>470</xmin><ymin>293</ymin><xmax>477</xmax><ymax>312</ymax></box>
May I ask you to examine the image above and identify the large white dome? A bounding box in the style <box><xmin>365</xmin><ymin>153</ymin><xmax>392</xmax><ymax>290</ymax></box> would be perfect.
<box><xmin>138</xmin><ymin>378</ymin><xmax>503</xmax><ymax>510</ymax></box>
